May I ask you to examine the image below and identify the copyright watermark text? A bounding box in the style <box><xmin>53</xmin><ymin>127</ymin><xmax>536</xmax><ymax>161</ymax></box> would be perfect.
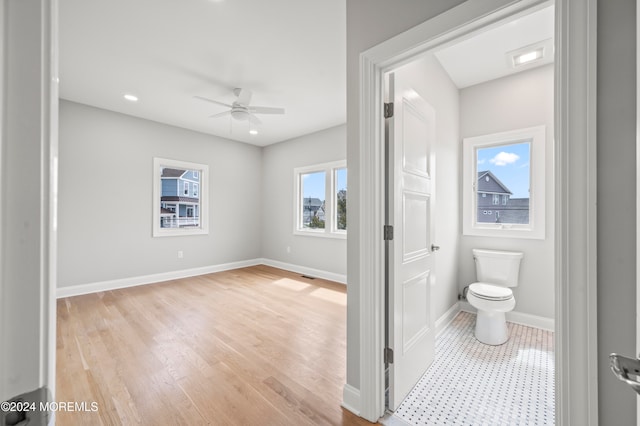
<box><xmin>1</xmin><ymin>400</ymin><xmax>99</xmax><ymax>413</ymax></box>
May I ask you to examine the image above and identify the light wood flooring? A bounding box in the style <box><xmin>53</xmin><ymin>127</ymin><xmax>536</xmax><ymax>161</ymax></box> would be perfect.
<box><xmin>56</xmin><ymin>265</ymin><xmax>373</xmax><ymax>425</ymax></box>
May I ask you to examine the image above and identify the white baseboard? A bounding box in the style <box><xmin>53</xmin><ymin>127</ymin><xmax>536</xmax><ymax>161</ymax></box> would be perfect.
<box><xmin>341</xmin><ymin>383</ymin><xmax>361</xmax><ymax>416</ymax></box>
<box><xmin>259</xmin><ymin>258</ymin><xmax>347</xmax><ymax>284</ymax></box>
<box><xmin>460</xmin><ymin>301</ymin><xmax>555</xmax><ymax>331</ymax></box>
<box><xmin>57</xmin><ymin>258</ymin><xmax>346</xmax><ymax>298</ymax></box>
<box><xmin>56</xmin><ymin>258</ymin><xmax>262</xmax><ymax>298</ymax></box>
<box><xmin>435</xmin><ymin>302</ymin><xmax>462</xmax><ymax>336</ymax></box>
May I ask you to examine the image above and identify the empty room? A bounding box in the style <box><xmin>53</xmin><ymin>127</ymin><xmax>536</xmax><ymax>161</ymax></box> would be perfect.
<box><xmin>1</xmin><ymin>0</ymin><xmax>635</xmax><ymax>425</ymax></box>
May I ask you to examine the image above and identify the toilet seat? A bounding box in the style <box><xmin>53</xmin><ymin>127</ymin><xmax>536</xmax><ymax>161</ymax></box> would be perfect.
<box><xmin>469</xmin><ymin>282</ymin><xmax>513</xmax><ymax>301</ymax></box>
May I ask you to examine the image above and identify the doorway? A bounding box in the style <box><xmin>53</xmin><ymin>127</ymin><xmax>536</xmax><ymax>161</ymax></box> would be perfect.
<box><xmin>383</xmin><ymin>4</ymin><xmax>555</xmax><ymax>419</ymax></box>
<box><xmin>352</xmin><ymin>0</ymin><xmax>597</xmax><ymax>423</ymax></box>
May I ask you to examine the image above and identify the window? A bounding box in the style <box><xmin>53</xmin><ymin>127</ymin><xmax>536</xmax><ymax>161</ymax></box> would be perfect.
<box><xmin>335</xmin><ymin>168</ymin><xmax>347</xmax><ymax>231</ymax></box>
<box><xmin>153</xmin><ymin>158</ymin><xmax>208</xmax><ymax>237</ymax></box>
<box><xmin>294</xmin><ymin>160</ymin><xmax>347</xmax><ymax>238</ymax></box>
<box><xmin>462</xmin><ymin>126</ymin><xmax>546</xmax><ymax>239</ymax></box>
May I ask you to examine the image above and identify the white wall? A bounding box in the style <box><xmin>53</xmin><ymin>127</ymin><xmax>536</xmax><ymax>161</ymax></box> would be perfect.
<box><xmin>58</xmin><ymin>100</ymin><xmax>263</xmax><ymax>288</ymax></box>
<box><xmin>394</xmin><ymin>56</ymin><xmax>460</xmax><ymax>324</ymax></box>
<box><xmin>459</xmin><ymin>64</ymin><xmax>555</xmax><ymax>320</ymax></box>
<box><xmin>261</xmin><ymin>125</ymin><xmax>347</xmax><ymax>277</ymax></box>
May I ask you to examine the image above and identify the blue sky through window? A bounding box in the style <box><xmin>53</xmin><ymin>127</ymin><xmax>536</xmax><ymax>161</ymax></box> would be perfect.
<box><xmin>477</xmin><ymin>141</ymin><xmax>530</xmax><ymax>198</ymax></box>
<box><xmin>302</xmin><ymin>171</ymin><xmax>325</xmax><ymax>200</ymax></box>
<box><xmin>336</xmin><ymin>168</ymin><xmax>347</xmax><ymax>193</ymax></box>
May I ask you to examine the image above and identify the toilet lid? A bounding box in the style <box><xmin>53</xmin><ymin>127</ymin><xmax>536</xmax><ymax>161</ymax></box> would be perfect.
<box><xmin>469</xmin><ymin>283</ymin><xmax>513</xmax><ymax>301</ymax></box>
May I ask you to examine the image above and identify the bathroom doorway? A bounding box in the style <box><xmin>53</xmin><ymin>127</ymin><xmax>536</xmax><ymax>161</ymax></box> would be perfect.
<box><xmin>383</xmin><ymin>4</ymin><xmax>556</xmax><ymax>420</ymax></box>
<box><xmin>352</xmin><ymin>0</ymin><xmax>598</xmax><ymax>423</ymax></box>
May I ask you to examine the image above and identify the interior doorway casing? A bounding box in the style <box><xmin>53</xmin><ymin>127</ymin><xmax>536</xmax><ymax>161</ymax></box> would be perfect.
<box><xmin>355</xmin><ymin>0</ymin><xmax>597</xmax><ymax>423</ymax></box>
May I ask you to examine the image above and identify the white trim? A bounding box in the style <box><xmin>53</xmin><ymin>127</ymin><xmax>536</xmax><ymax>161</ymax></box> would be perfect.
<box><xmin>460</xmin><ymin>301</ymin><xmax>555</xmax><ymax>331</ymax></box>
<box><xmin>555</xmin><ymin>0</ymin><xmax>598</xmax><ymax>423</ymax></box>
<box><xmin>462</xmin><ymin>125</ymin><xmax>547</xmax><ymax>239</ymax></box>
<box><xmin>153</xmin><ymin>157</ymin><xmax>209</xmax><ymax>237</ymax></box>
<box><xmin>435</xmin><ymin>303</ymin><xmax>462</xmax><ymax>336</ymax></box>
<box><xmin>56</xmin><ymin>259</ymin><xmax>263</xmax><ymax>299</ymax></box>
<box><xmin>355</xmin><ymin>0</ymin><xmax>597</xmax><ymax>423</ymax></box>
<box><xmin>260</xmin><ymin>258</ymin><xmax>347</xmax><ymax>285</ymax></box>
<box><xmin>293</xmin><ymin>160</ymin><xmax>347</xmax><ymax>238</ymax></box>
<box><xmin>341</xmin><ymin>384</ymin><xmax>361</xmax><ymax>416</ymax></box>
<box><xmin>56</xmin><ymin>258</ymin><xmax>346</xmax><ymax>299</ymax></box>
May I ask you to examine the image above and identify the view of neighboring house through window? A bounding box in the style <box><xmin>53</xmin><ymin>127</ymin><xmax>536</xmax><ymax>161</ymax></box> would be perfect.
<box><xmin>476</xmin><ymin>141</ymin><xmax>531</xmax><ymax>225</ymax></box>
<box><xmin>462</xmin><ymin>126</ymin><xmax>546</xmax><ymax>239</ymax></box>
<box><xmin>153</xmin><ymin>157</ymin><xmax>208</xmax><ymax>237</ymax></box>
<box><xmin>302</xmin><ymin>171</ymin><xmax>326</xmax><ymax>229</ymax></box>
<box><xmin>294</xmin><ymin>160</ymin><xmax>347</xmax><ymax>237</ymax></box>
<box><xmin>160</xmin><ymin>167</ymin><xmax>201</xmax><ymax>228</ymax></box>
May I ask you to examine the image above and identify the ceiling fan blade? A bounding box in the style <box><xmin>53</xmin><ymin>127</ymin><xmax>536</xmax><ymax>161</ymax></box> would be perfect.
<box><xmin>193</xmin><ymin>95</ymin><xmax>232</xmax><ymax>109</ymax></box>
<box><xmin>209</xmin><ymin>111</ymin><xmax>231</xmax><ymax>119</ymax></box>
<box><xmin>250</xmin><ymin>106</ymin><xmax>285</xmax><ymax>115</ymax></box>
<box><xmin>235</xmin><ymin>88</ymin><xmax>253</xmax><ymax>105</ymax></box>
<box><xmin>248</xmin><ymin>114</ymin><xmax>262</xmax><ymax>126</ymax></box>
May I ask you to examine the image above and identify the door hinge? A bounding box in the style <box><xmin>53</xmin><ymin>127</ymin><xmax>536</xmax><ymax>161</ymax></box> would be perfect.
<box><xmin>383</xmin><ymin>225</ymin><xmax>394</xmax><ymax>241</ymax></box>
<box><xmin>384</xmin><ymin>102</ymin><xmax>394</xmax><ymax>119</ymax></box>
<box><xmin>384</xmin><ymin>347</ymin><xmax>394</xmax><ymax>364</ymax></box>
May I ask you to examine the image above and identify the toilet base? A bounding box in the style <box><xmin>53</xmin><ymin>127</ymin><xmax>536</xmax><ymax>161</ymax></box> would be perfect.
<box><xmin>474</xmin><ymin>310</ymin><xmax>509</xmax><ymax>345</ymax></box>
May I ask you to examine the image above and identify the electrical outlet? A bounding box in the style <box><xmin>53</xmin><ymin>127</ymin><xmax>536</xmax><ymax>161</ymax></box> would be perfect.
<box><xmin>286</xmin><ymin>246</ymin><xmax>291</xmax><ymax>254</ymax></box>
<box><xmin>177</xmin><ymin>250</ymin><xmax>183</xmax><ymax>259</ymax></box>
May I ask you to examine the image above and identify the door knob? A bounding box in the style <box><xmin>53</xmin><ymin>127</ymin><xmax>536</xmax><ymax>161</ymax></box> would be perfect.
<box><xmin>431</xmin><ymin>244</ymin><xmax>440</xmax><ymax>252</ymax></box>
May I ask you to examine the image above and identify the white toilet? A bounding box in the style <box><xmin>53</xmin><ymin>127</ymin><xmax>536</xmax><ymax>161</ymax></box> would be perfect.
<box><xmin>467</xmin><ymin>248</ymin><xmax>523</xmax><ymax>345</ymax></box>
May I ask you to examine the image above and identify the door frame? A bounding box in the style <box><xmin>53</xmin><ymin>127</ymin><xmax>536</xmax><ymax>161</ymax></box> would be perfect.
<box><xmin>356</xmin><ymin>0</ymin><xmax>597</xmax><ymax>423</ymax></box>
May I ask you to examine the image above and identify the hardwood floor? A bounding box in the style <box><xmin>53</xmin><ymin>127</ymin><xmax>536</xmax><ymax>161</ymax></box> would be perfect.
<box><xmin>56</xmin><ymin>265</ymin><xmax>373</xmax><ymax>425</ymax></box>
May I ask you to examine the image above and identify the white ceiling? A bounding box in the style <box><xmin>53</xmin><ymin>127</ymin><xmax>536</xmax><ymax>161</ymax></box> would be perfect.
<box><xmin>59</xmin><ymin>0</ymin><xmax>346</xmax><ymax>147</ymax></box>
<box><xmin>434</xmin><ymin>5</ymin><xmax>554</xmax><ymax>89</ymax></box>
<box><xmin>59</xmin><ymin>2</ymin><xmax>553</xmax><ymax>147</ymax></box>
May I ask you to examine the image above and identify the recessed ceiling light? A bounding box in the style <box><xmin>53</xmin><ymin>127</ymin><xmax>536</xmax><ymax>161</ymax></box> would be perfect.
<box><xmin>249</xmin><ymin>129</ymin><xmax>258</xmax><ymax>135</ymax></box>
<box><xmin>512</xmin><ymin>48</ymin><xmax>544</xmax><ymax>66</ymax></box>
<box><xmin>124</xmin><ymin>94</ymin><xmax>139</xmax><ymax>102</ymax></box>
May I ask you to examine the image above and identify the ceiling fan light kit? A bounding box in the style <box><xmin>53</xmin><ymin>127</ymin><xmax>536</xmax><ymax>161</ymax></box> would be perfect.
<box><xmin>194</xmin><ymin>88</ymin><xmax>285</xmax><ymax>134</ymax></box>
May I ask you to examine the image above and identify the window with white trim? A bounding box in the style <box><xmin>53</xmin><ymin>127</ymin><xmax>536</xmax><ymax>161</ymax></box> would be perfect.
<box><xmin>462</xmin><ymin>125</ymin><xmax>546</xmax><ymax>239</ymax></box>
<box><xmin>294</xmin><ymin>161</ymin><xmax>347</xmax><ymax>238</ymax></box>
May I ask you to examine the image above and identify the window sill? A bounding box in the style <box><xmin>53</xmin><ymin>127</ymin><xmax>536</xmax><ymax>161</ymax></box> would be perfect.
<box><xmin>294</xmin><ymin>229</ymin><xmax>347</xmax><ymax>240</ymax></box>
<box><xmin>463</xmin><ymin>225</ymin><xmax>544</xmax><ymax>240</ymax></box>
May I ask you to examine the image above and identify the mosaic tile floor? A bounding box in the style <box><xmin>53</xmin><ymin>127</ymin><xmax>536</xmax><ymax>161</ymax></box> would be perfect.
<box><xmin>391</xmin><ymin>311</ymin><xmax>554</xmax><ymax>426</ymax></box>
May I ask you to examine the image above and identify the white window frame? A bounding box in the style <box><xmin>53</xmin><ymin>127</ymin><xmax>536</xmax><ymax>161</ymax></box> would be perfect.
<box><xmin>153</xmin><ymin>157</ymin><xmax>208</xmax><ymax>237</ymax></box>
<box><xmin>462</xmin><ymin>125</ymin><xmax>546</xmax><ymax>239</ymax></box>
<box><xmin>293</xmin><ymin>160</ymin><xmax>347</xmax><ymax>239</ymax></box>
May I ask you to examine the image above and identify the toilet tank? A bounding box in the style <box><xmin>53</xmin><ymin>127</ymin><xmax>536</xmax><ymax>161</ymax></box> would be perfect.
<box><xmin>473</xmin><ymin>249</ymin><xmax>523</xmax><ymax>287</ymax></box>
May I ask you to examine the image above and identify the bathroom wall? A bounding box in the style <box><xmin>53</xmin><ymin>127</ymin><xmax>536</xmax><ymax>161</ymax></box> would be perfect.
<box><xmin>261</xmin><ymin>125</ymin><xmax>347</xmax><ymax>279</ymax></box>
<box><xmin>393</xmin><ymin>55</ymin><xmax>461</xmax><ymax>324</ymax></box>
<box><xmin>58</xmin><ymin>100</ymin><xmax>263</xmax><ymax>288</ymax></box>
<box><xmin>459</xmin><ymin>64</ymin><xmax>555</xmax><ymax>320</ymax></box>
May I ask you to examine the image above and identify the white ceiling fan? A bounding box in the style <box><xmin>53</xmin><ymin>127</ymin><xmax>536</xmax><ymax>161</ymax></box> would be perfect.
<box><xmin>194</xmin><ymin>88</ymin><xmax>285</xmax><ymax>125</ymax></box>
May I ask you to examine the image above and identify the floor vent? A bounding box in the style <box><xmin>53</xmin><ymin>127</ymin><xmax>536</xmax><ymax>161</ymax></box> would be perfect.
<box><xmin>301</xmin><ymin>275</ymin><xmax>316</xmax><ymax>280</ymax></box>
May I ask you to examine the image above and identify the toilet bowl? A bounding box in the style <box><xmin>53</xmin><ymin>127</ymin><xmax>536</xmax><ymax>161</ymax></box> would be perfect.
<box><xmin>467</xmin><ymin>249</ymin><xmax>523</xmax><ymax>345</ymax></box>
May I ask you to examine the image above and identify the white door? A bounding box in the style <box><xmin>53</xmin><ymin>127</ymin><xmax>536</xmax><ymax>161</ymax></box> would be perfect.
<box><xmin>386</xmin><ymin>71</ymin><xmax>436</xmax><ymax>410</ymax></box>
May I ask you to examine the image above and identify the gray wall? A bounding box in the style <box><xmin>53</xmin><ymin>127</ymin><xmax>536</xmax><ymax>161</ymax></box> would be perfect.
<box><xmin>394</xmin><ymin>56</ymin><xmax>461</xmax><ymax>324</ymax></box>
<box><xmin>345</xmin><ymin>0</ymin><xmax>467</xmax><ymax>392</ymax></box>
<box><xmin>261</xmin><ymin>125</ymin><xmax>347</xmax><ymax>276</ymax></box>
<box><xmin>597</xmin><ymin>0</ymin><xmax>637</xmax><ymax>423</ymax></box>
<box><xmin>459</xmin><ymin>64</ymin><xmax>555</xmax><ymax>320</ymax></box>
<box><xmin>58</xmin><ymin>100</ymin><xmax>263</xmax><ymax>287</ymax></box>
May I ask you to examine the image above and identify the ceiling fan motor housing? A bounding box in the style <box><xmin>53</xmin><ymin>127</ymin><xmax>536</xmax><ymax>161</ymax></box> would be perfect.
<box><xmin>231</xmin><ymin>105</ymin><xmax>250</xmax><ymax>121</ymax></box>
